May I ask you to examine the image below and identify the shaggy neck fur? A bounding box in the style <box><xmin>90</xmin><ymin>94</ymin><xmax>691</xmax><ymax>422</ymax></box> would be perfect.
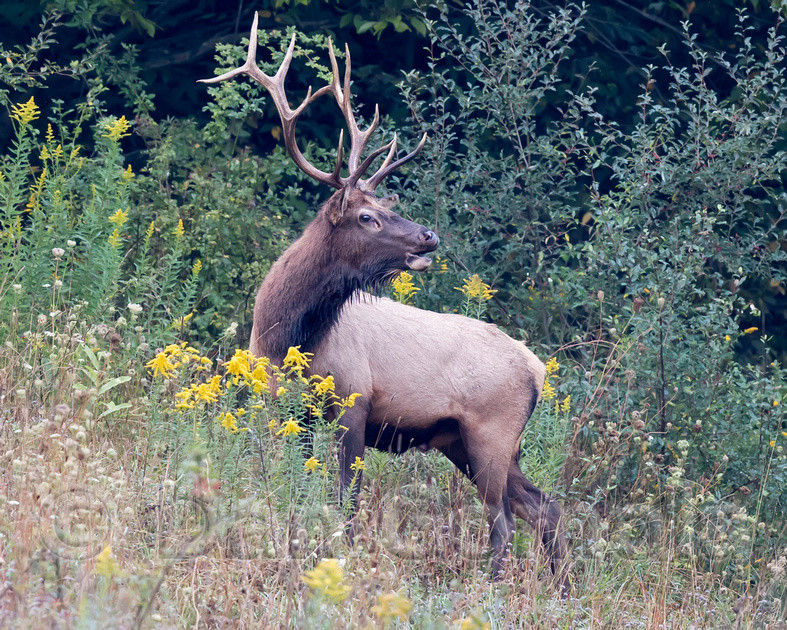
<box><xmin>251</xmin><ymin>208</ymin><xmax>380</xmax><ymax>365</ymax></box>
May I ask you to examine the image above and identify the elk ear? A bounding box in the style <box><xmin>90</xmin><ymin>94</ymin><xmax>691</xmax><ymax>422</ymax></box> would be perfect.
<box><xmin>377</xmin><ymin>193</ymin><xmax>399</xmax><ymax>210</ymax></box>
<box><xmin>326</xmin><ymin>190</ymin><xmax>350</xmax><ymax>226</ymax></box>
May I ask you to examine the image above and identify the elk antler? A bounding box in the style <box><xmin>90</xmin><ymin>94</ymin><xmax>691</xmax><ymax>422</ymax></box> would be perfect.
<box><xmin>198</xmin><ymin>12</ymin><xmax>426</xmax><ymax>192</ymax></box>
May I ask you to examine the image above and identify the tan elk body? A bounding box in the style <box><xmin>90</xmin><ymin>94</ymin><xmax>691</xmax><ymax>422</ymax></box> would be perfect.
<box><xmin>202</xmin><ymin>12</ymin><xmax>568</xmax><ymax>591</ymax></box>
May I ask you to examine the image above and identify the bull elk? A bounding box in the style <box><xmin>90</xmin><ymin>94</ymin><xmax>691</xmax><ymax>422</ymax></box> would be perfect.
<box><xmin>200</xmin><ymin>13</ymin><xmax>568</xmax><ymax>591</ymax></box>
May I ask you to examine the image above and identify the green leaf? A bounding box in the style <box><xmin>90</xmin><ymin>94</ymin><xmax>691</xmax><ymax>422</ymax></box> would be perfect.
<box><xmin>98</xmin><ymin>375</ymin><xmax>131</xmax><ymax>397</ymax></box>
<box><xmin>98</xmin><ymin>401</ymin><xmax>132</xmax><ymax>420</ymax></box>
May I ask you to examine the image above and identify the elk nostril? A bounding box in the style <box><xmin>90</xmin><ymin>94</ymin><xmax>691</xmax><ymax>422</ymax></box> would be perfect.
<box><xmin>422</xmin><ymin>229</ymin><xmax>436</xmax><ymax>243</ymax></box>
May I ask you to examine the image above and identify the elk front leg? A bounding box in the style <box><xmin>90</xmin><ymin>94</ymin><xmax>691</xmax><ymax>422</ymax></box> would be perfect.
<box><xmin>337</xmin><ymin>402</ymin><xmax>368</xmax><ymax>540</ymax></box>
<box><xmin>443</xmin><ymin>433</ymin><xmax>515</xmax><ymax>576</ymax></box>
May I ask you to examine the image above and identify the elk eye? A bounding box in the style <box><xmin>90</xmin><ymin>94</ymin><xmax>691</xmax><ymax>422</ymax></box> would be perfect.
<box><xmin>359</xmin><ymin>213</ymin><xmax>372</xmax><ymax>223</ymax></box>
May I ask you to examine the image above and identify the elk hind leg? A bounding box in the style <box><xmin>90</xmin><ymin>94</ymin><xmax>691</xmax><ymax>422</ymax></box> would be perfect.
<box><xmin>507</xmin><ymin>460</ymin><xmax>569</xmax><ymax>593</ymax></box>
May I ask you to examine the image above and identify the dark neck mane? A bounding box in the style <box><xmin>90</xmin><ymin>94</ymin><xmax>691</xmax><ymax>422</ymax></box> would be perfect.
<box><xmin>251</xmin><ymin>212</ymin><xmax>364</xmax><ymax>364</ymax></box>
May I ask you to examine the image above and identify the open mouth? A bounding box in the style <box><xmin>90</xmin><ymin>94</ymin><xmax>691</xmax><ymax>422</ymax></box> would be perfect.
<box><xmin>405</xmin><ymin>252</ymin><xmax>433</xmax><ymax>271</ymax></box>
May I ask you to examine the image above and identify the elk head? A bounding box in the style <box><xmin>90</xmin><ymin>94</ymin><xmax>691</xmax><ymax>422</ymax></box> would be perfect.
<box><xmin>198</xmin><ymin>13</ymin><xmax>438</xmax><ymax>279</ymax></box>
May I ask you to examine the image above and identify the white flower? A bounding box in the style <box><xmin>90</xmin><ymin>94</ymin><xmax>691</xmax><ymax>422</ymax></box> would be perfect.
<box><xmin>37</xmin><ymin>314</ymin><xmax>47</xmax><ymax>326</ymax></box>
<box><xmin>127</xmin><ymin>303</ymin><xmax>143</xmax><ymax>314</ymax></box>
<box><xmin>12</xmin><ymin>284</ymin><xmax>22</xmax><ymax>294</ymax></box>
<box><xmin>52</xmin><ymin>247</ymin><xmax>65</xmax><ymax>259</ymax></box>
<box><xmin>67</xmin><ymin>240</ymin><xmax>76</xmax><ymax>248</ymax></box>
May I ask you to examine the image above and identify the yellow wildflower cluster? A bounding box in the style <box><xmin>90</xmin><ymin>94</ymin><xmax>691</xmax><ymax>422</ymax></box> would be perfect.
<box><xmin>224</xmin><ymin>348</ymin><xmax>270</xmax><ymax>394</ymax></box>
<box><xmin>303</xmin><ymin>373</ymin><xmax>361</xmax><ymax>415</ymax></box>
<box><xmin>175</xmin><ymin>219</ymin><xmax>185</xmax><ymax>239</ymax></box>
<box><xmin>277</xmin><ymin>418</ymin><xmax>305</xmax><ymax>437</ymax></box>
<box><xmin>109</xmin><ymin>208</ymin><xmax>129</xmax><ymax>226</ymax></box>
<box><xmin>145</xmin><ymin>342</ymin><xmax>212</xmax><ymax>380</ymax></box>
<box><xmin>192</xmin><ymin>259</ymin><xmax>202</xmax><ymax>277</ymax></box>
<box><xmin>555</xmin><ymin>394</ymin><xmax>571</xmax><ymax>414</ymax></box>
<box><xmin>456</xmin><ymin>274</ymin><xmax>497</xmax><ymax>301</ymax></box>
<box><xmin>10</xmin><ymin>97</ymin><xmax>40</xmax><ymax>126</ymax></box>
<box><xmin>392</xmin><ymin>271</ymin><xmax>420</xmax><ymax>304</ymax></box>
<box><xmin>171</xmin><ymin>312</ymin><xmax>194</xmax><ymax>332</ymax></box>
<box><xmin>217</xmin><ymin>410</ymin><xmax>248</xmax><ymax>434</ymax></box>
<box><xmin>283</xmin><ymin>345</ymin><xmax>312</xmax><ymax>374</ymax></box>
<box><xmin>458</xmin><ymin>611</ymin><xmax>491</xmax><ymax>630</ymax></box>
<box><xmin>435</xmin><ymin>255</ymin><xmax>448</xmax><ymax>274</ymax></box>
<box><xmin>103</xmin><ymin>115</ymin><xmax>131</xmax><ymax>141</ymax></box>
<box><xmin>122</xmin><ymin>165</ymin><xmax>134</xmax><ymax>181</ymax></box>
<box><xmin>93</xmin><ymin>546</ymin><xmax>120</xmax><ymax>578</ymax></box>
<box><xmin>304</xmin><ymin>456</ymin><xmax>322</xmax><ymax>473</ymax></box>
<box><xmin>542</xmin><ymin>357</ymin><xmax>559</xmax><ymax>402</ymax></box>
<box><xmin>302</xmin><ymin>559</ymin><xmax>350</xmax><ymax>601</ymax></box>
<box><xmin>371</xmin><ymin>593</ymin><xmax>412</xmax><ymax>621</ymax></box>
<box><xmin>350</xmin><ymin>456</ymin><xmax>365</xmax><ymax>472</ymax></box>
<box><xmin>107</xmin><ymin>228</ymin><xmax>121</xmax><ymax>249</ymax></box>
<box><xmin>25</xmin><ymin>168</ymin><xmax>47</xmax><ymax>213</ymax></box>
<box><xmin>174</xmin><ymin>375</ymin><xmax>222</xmax><ymax>411</ymax></box>
<box><xmin>145</xmin><ymin>221</ymin><xmax>155</xmax><ymax>244</ymax></box>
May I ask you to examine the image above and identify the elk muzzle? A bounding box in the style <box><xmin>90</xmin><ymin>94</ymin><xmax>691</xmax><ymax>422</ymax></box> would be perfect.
<box><xmin>405</xmin><ymin>229</ymin><xmax>439</xmax><ymax>271</ymax></box>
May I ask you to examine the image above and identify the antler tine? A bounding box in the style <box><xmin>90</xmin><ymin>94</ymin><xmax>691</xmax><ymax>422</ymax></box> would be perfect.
<box><xmin>362</xmin><ymin>132</ymin><xmax>428</xmax><ymax>191</ymax></box>
<box><xmin>330</xmin><ymin>129</ymin><xmax>345</xmax><ymax>183</ymax></box>
<box><xmin>346</xmin><ymin>136</ymin><xmax>397</xmax><ymax>189</ymax></box>
<box><xmin>199</xmin><ymin>14</ymin><xmax>342</xmax><ymax>188</ymax></box>
<box><xmin>325</xmin><ymin>39</ymin><xmax>381</xmax><ymax>177</ymax></box>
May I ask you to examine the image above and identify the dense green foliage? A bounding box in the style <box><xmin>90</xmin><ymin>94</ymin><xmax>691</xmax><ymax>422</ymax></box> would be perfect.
<box><xmin>0</xmin><ymin>0</ymin><xmax>785</xmax><ymax>626</ymax></box>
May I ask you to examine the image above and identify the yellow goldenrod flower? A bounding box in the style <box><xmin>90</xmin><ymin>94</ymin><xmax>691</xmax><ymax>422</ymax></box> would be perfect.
<box><xmin>46</xmin><ymin>123</ymin><xmax>54</xmax><ymax>144</ymax></box>
<box><xmin>743</xmin><ymin>327</ymin><xmax>758</xmax><ymax>334</ymax></box>
<box><xmin>268</xmin><ymin>418</ymin><xmax>278</xmax><ymax>430</ymax></box>
<box><xmin>10</xmin><ymin>97</ymin><xmax>40</xmax><ymax>126</ymax></box>
<box><xmin>458</xmin><ymin>611</ymin><xmax>491</xmax><ymax>630</ymax></box>
<box><xmin>121</xmin><ymin>164</ymin><xmax>134</xmax><ymax>181</ymax></box>
<box><xmin>313</xmin><ymin>375</ymin><xmax>336</xmax><ymax>397</ymax></box>
<box><xmin>145</xmin><ymin>221</ymin><xmax>155</xmax><ymax>243</ymax></box>
<box><xmin>225</xmin><ymin>349</ymin><xmax>252</xmax><ymax>381</ymax></box>
<box><xmin>371</xmin><ymin>593</ymin><xmax>412</xmax><ymax>621</ymax></box>
<box><xmin>542</xmin><ymin>378</ymin><xmax>556</xmax><ymax>401</ymax></box>
<box><xmin>171</xmin><ymin>312</ymin><xmax>193</xmax><ymax>331</ymax></box>
<box><xmin>435</xmin><ymin>255</ymin><xmax>448</xmax><ymax>274</ymax></box>
<box><xmin>103</xmin><ymin>115</ymin><xmax>131</xmax><ymax>141</ymax></box>
<box><xmin>218</xmin><ymin>411</ymin><xmax>238</xmax><ymax>433</ymax></box>
<box><xmin>108</xmin><ymin>208</ymin><xmax>129</xmax><ymax>226</ymax></box>
<box><xmin>302</xmin><ymin>559</ymin><xmax>350</xmax><ymax>601</ymax></box>
<box><xmin>146</xmin><ymin>352</ymin><xmax>177</xmax><ymax>378</ymax></box>
<box><xmin>175</xmin><ymin>219</ymin><xmax>185</xmax><ymax>238</ymax></box>
<box><xmin>560</xmin><ymin>395</ymin><xmax>571</xmax><ymax>413</ymax></box>
<box><xmin>342</xmin><ymin>392</ymin><xmax>362</xmax><ymax>408</ymax></box>
<box><xmin>725</xmin><ymin>334</ymin><xmax>731</xmax><ymax>342</ymax></box>
<box><xmin>192</xmin><ymin>259</ymin><xmax>202</xmax><ymax>277</ymax></box>
<box><xmin>545</xmin><ymin>357</ymin><xmax>560</xmax><ymax>376</ymax></box>
<box><xmin>195</xmin><ymin>375</ymin><xmax>223</xmax><ymax>403</ymax></box>
<box><xmin>304</xmin><ymin>456</ymin><xmax>322</xmax><ymax>473</ymax></box>
<box><xmin>108</xmin><ymin>228</ymin><xmax>121</xmax><ymax>249</ymax></box>
<box><xmin>283</xmin><ymin>346</ymin><xmax>312</xmax><ymax>372</ymax></box>
<box><xmin>455</xmin><ymin>274</ymin><xmax>496</xmax><ymax>301</ymax></box>
<box><xmin>773</xmin><ymin>400</ymin><xmax>779</xmax><ymax>407</ymax></box>
<box><xmin>350</xmin><ymin>456</ymin><xmax>365</xmax><ymax>472</ymax></box>
<box><xmin>277</xmin><ymin>418</ymin><xmax>304</xmax><ymax>437</ymax></box>
<box><xmin>93</xmin><ymin>546</ymin><xmax>120</xmax><ymax>578</ymax></box>
<box><xmin>392</xmin><ymin>271</ymin><xmax>420</xmax><ymax>304</ymax></box>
